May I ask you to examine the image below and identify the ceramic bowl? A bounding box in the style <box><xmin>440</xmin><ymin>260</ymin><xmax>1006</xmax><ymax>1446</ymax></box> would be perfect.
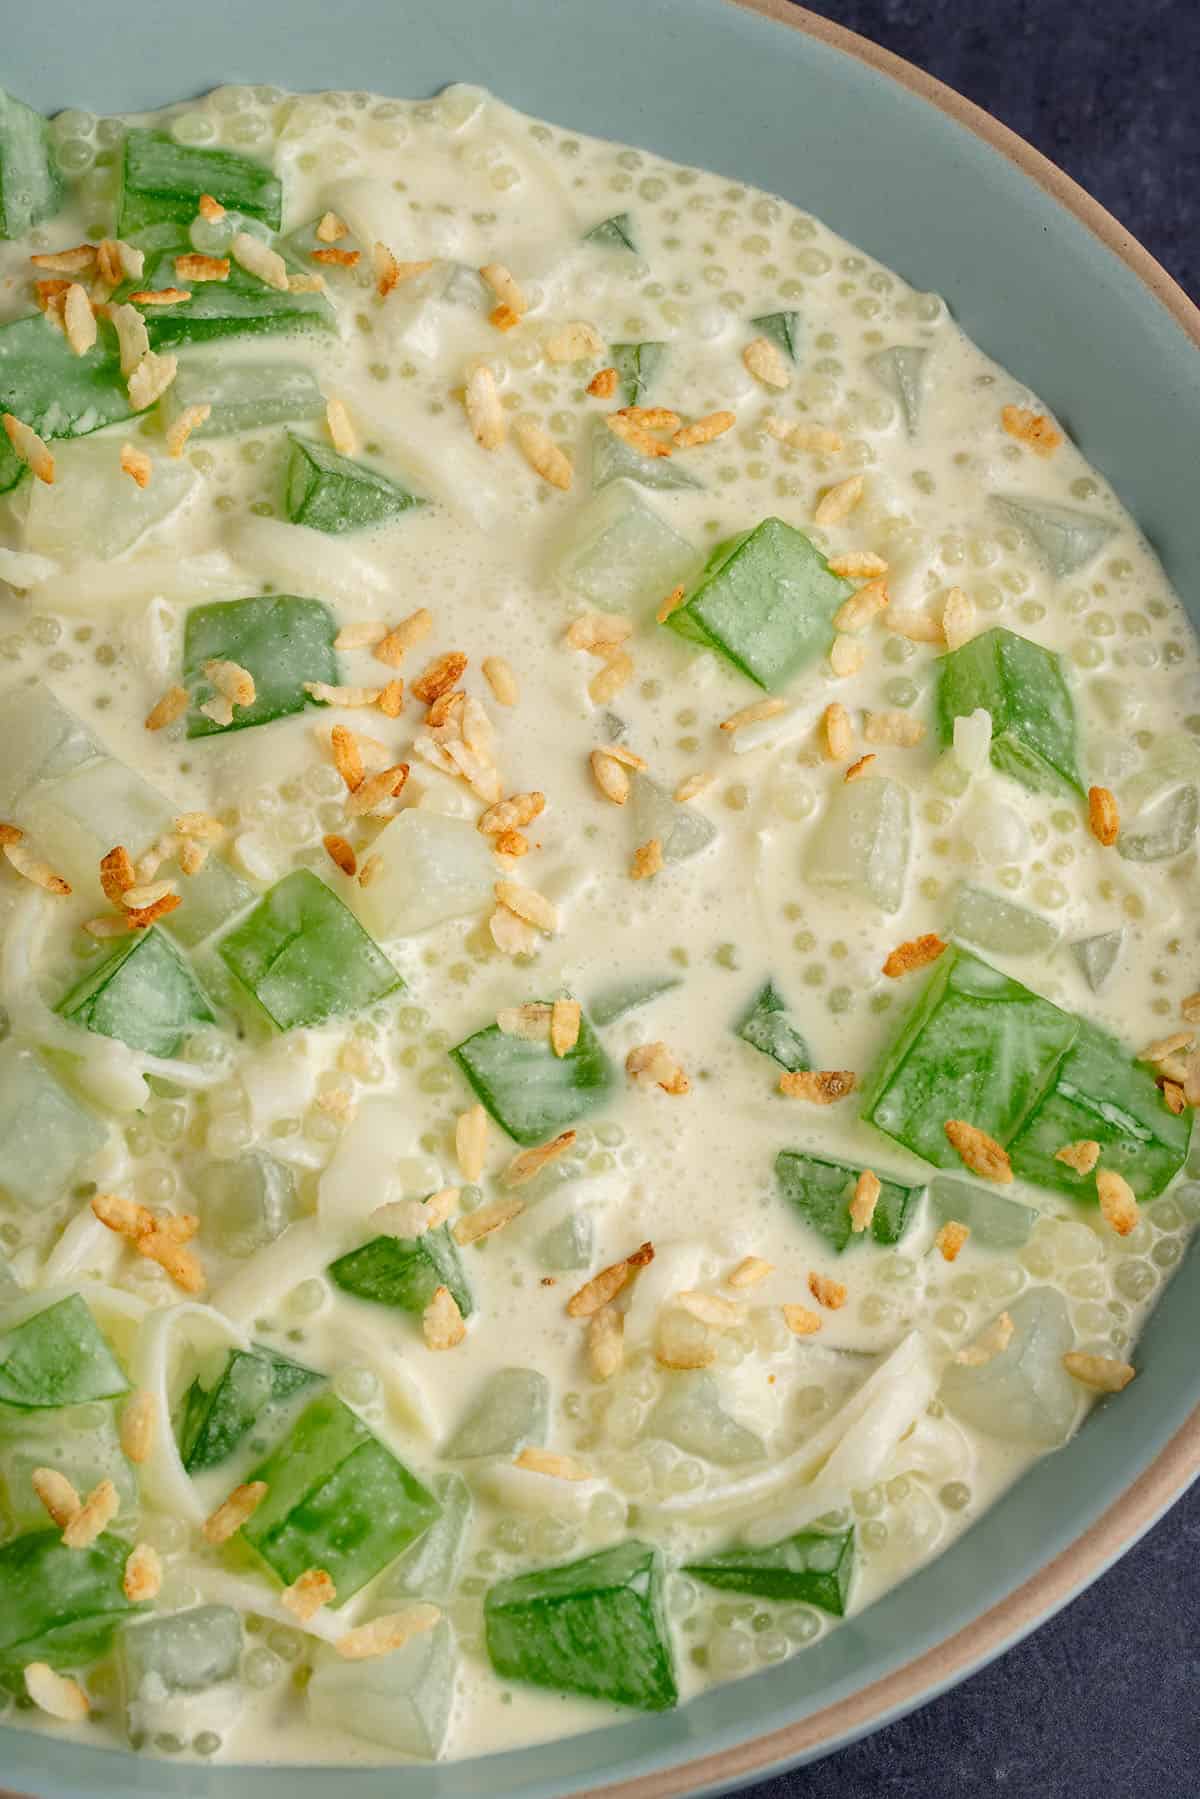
<box><xmin>3</xmin><ymin>5</ymin><xmax>1198</xmax><ymax>1795</ymax></box>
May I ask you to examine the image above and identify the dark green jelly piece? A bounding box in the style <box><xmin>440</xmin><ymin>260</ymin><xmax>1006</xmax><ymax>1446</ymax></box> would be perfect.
<box><xmin>241</xmin><ymin>1390</ymin><xmax>440</xmax><ymax>1603</ymax></box>
<box><xmin>118</xmin><ymin>130</ymin><xmax>282</xmax><ymax>233</ymax></box>
<box><xmin>0</xmin><ymin>1530</ymin><xmax>141</xmax><ymax>1669</ymax></box>
<box><xmin>749</xmin><ymin>311</ymin><xmax>801</xmax><ymax>362</ymax></box>
<box><xmin>664</xmin><ymin>517</ymin><xmax>852</xmax><ymax>691</ymax></box>
<box><xmin>485</xmin><ymin>1540</ymin><xmax>677</xmax><ymax>1712</ymax></box>
<box><xmin>862</xmin><ymin>946</ymin><xmax>1079</xmax><ymax>1171</ymax></box>
<box><xmin>584</xmin><ymin>213</ymin><xmax>637</xmax><ymax>252</ymax></box>
<box><xmin>451</xmin><ymin>1005</ymin><xmax>614</xmax><ymax>1146</ymax></box>
<box><xmin>0</xmin><ymin>313</ymin><xmax>133</xmax><ymax>493</ymax></box>
<box><xmin>218</xmin><ymin>868</ymin><xmax>403</xmax><ymax>1031</ymax></box>
<box><xmin>735</xmin><ymin>978</ymin><xmax>810</xmax><ymax>1073</ymax></box>
<box><xmin>936</xmin><ymin>626</ymin><xmax>1081</xmax><ymax>796</ymax></box>
<box><xmin>775</xmin><ymin>1151</ymin><xmax>923</xmax><ymax>1253</ymax></box>
<box><xmin>685</xmin><ymin>1525</ymin><xmax>855</xmax><ymax>1615</ymax></box>
<box><xmin>178</xmin><ymin>1344</ymin><xmax>322</xmax><ymax>1473</ymax></box>
<box><xmin>183</xmin><ymin>592</ymin><xmax>338</xmax><ymax>738</ymax></box>
<box><xmin>0</xmin><ymin>88</ymin><xmax>62</xmax><ymax>239</ymax></box>
<box><xmin>1007</xmin><ymin>1021</ymin><xmax>1193</xmax><ymax>1201</ymax></box>
<box><xmin>132</xmin><ymin>243</ymin><xmax>334</xmax><ymax>348</ymax></box>
<box><xmin>609</xmin><ymin>341</ymin><xmax>665</xmax><ymax>407</ymax></box>
<box><xmin>0</xmin><ymin>1294</ymin><xmax>128</xmax><ymax>1410</ymax></box>
<box><xmin>929</xmin><ymin>1177</ymin><xmax>1037</xmax><ymax>1249</ymax></box>
<box><xmin>57</xmin><ymin>925</ymin><xmax>214</xmax><ymax>1058</ymax></box>
<box><xmin>284</xmin><ymin>432</ymin><xmax>423</xmax><ymax>534</ymax></box>
<box><xmin>328</xmin><ymin>1225</ymin><xmax>473</xmax><ymax>1321</ymax></box>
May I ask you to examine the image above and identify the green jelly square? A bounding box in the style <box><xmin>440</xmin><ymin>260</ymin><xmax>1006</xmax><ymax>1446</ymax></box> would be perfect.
<box><xmin>135</xmin><ymin>245</ymin><xmax>335</xmax><ymax>347</ymax></box>
<box><xmin>735</xmin><ymin>978</ymin><xmax>810</xmax><ymax>1073</ymax></box>
<box><xmin>285</xmin><ymin>433</ymin><xmax>423</xmax><ymax>534</ymax></box>
<box><xmin>775</xmin><ymin>1151</ymin><xmax>923</xmax><ymax>1253</ymax></box>
<box><xmin>0</xmin><ymin>314</ymin><xmax>132</xmax><ymax>493</ymax></box>
<box><xmin>0</xmin><ymin>1294</ymin><xmax>128</xmax><ymax>1410</ymax></box>
<box><xmin>609</xmin><ymin>341</ymin><xmax>665</xmax><ymax>406</ymax></box>
<box><xmin>1008</xmin><ymin>1022</ymin><xmax>1193</xmax><ymax>1201</ymax></box>
<box><xmin>183</xmin><ymin>593</ymin><xmax>338</xmax><ymax>738</ymax></box>
<box><xmin>485</xmin><ymin>1540</ymin><xmax>677</xmax><ymax>1711</ymax></box>
<box><xmin>0</xmin><ymin>1530</ymin><xmax>141</xmax><ymax>1670</ymax></box>
<box><xmin>936</xmin><ymin>626</ymin><xmax>1081</xmax><ymax>795</ymax></box>
<box><xmin>685</xmin><ymin>1525</ymin><xmax>854</xmax><ymax>1615</ymax></box>
<box><xmin>451</xmin><ymin>1005</ymin><xmax>614</xmax><ymax>1146</ymax></box>
<box><xmin>749</xmin><ymin>311</ymin><xmax>801</xmax><ymax>361</ymax></box>
<box><xmin>179</xmin><ymin>1344</ymin><xmax>322</xmax><ymax>1473</ymax></box>
<box><xmin>584</xmin><ymin>213</ymin><xmax>637</xmax><ymax>251</ymax></box>
<box><xmin>665</xmin><ymin>517</ymin><xmax>851</xmax><ymax>691</ymax></box>
<box><xmin>57</xmin><ymin>926</ymin><xmax>214</xmax><ymax>1058</ymax></box>
<box><xmin>862</xmin><ymin>947</ymin><xmax>1079</xmax><ymax>1171</ymax></box>
<box><xmin>118</xmin><ymin>130</ymin><xmax>282</xmax><ymax>233</ymax></box>
<box><xmin>328</xmin><ymin>1226</ymin><xmax>473</xmax><ymax>1320</ymax></box>
<box><xmin>218</xmin><ymin>868</ymin><xmax>402</xmax><ymax>1031</ymax></box>
<box><xmin>0</xmin><ymin>88</ymin><xmax>62</xmax><ymax>240</ymax></box>
<box><xmin>242</xmin><ymin>1391</ymin><xmax>440</xmax><ymax>1603</ymax></box>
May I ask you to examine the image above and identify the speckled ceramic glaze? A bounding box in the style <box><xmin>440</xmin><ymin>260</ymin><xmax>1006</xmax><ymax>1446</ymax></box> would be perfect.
<box><xmin>2</xmin><ymin>4</ymin><xmax>1198</xmax><ymax>1795</ymax></box>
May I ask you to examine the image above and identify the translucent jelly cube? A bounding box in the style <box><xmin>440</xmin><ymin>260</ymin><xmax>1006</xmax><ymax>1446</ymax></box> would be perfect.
<box><xmin>0</xmin><ymin>1293</ymin><xmax>128</xmax><ymax>1409</ymax></box>
<box><xmin>630</xmin><ymin>773</ymin><xmax>717</xmax><ymax>865</ymax></box>
<box><xmin>862</xmin><ymin>947</ymin><xmax>1079</xmax><ymax>1171</ymax></box>
<box><xmin>307</xmin><ymin>1617</ymin><xmax>457</xmax><ymax>1758</ymax></box>
<box><xmin>485</xmin><ymin>1540</ymin><xmax>677</xmax><ymax>1712</ymax></box>
<box><xmin>0</xmin><ymin>1529</ymin><xmax>139</xmax><ymax>1670</ymax></box>
<box><xmin>776</xmin><ymin>1150</ymin><xmax>924</xmax><ymax>1253</ymax></box>
<box><xmin>0</xmin><ymin>1042</ymin><xmax>105</xmax><ymax>1209</ymax></box>
<box><xmin>1118</xmin><ymin>785</ymin><xmax>1198</xmax><ymax>862</ymax></box>
<box><xmin>590</xmin><ymin>417</ymin><xmax>702</xmax><ymax>494</ymax></box>
<box><xmin>584</xmin><ymin>213</ymin><xmax>637</xmax><ymax>251</ymax></box>
<box><xmin>242</xmin><ymin>1391</ymin><xmax>440</xmax><ymax>1601</ymax></box>
<box><xmin>328</xmin><ymin>1225</ymin><xmax>473</xmax><ymax>1320</ymax></box>
<box><xmin>588</xmin><ymin>973</ymin><xmax>680</xmax><ymax>1027</ymax></box>
<box><xmin>649</xmin><ymin>1370</ymin><xmax>766</xmax><ymax>1467</ymax></box>
<box><xmin>57</xmin><ymin>926</ymin><xmax>215</xmax><ymax>1059</ymax></box>
<box><xmin>194</xmin><ymin>1151</ymin><xmax>298</xmax><ymax>1258</ymax></box>
<box><xmin>351</xmin><ymin>810</ymin><xmax>497</xmax><ymax>939</ymax></box>
<box><xmin>119</xmin><ymin>1604</ymin><xmax>242</xmax><ymax>1698</ymax></box>
<box><xmin>940</xmin><ymin>1288</ymin><xmax>1077</xmax><ymax>1447</ymax></box>
<box><xmin>183</xmin><ymin>593</ymin><xmax>339</xmax><ymax>738</ymax></box>
<box><xmin>866</xmin><ymin>345</ymin><xmax>928</xmax><ymax>434</ymax></box>
<box><xmin>285</xmin><ymin>433</ymin><xmax>423</xmax><ymax>535</ymax></box>
<box><xmin>991</xmin><ymin>496</ymin><xmax>1117</xmax><ymax>579</ymax></box>
<box><xmin>0</xmin><ymin>1403</ymin><xmax>137</xmax><ymax>1533</ymax></box>
<box><xmin>929</xmin><ymin>1177</ymin><xmax>1037</xmax><ymax>1250</ymax></box>
<box><xmin>378</xmin><ymin>1473</ymin><xmax>472</xmax><ymax>1605</ymax></box>
<box><xmin>0</xmin><ymin>679</ymin><xmax>101</xmax><ymax>814</ymax></box>
<box><xmin>937</xmin><ymin>626</ymin><xmax>1081</xmax><ymax>795</ymax></box>
<box><xmin>1069</xmin><ymin>929</ymin><xmax>1124</xmax><ymax>993</ymax></box>
<box><xmin>610</xmin><ymin>340</ymin><xmax>666</xmax><ymax>405</ymax></box>
<box><xmin>537</xmin><ymin>1209</ymin><xmax>595</xmax><ymax>1270</ymax></box>
<box><xmin>24</xmin><ymin>440</ymin><xmax>196</xmax><ymax>561</ymax></box>
<box><xmin>557</xmin><ymin>480</ymin><xmax>697</xmax><ymax>614</ymax></box>
<box><xmin>1008</xmin><ymin>1021</ymin><xmax>1192</xmax><ymax>1201</ymax></box>
<box><xmin>162</xmin><ymin>358</ymin><xmax>325</xmax><ymax>437</ymax></box>
<box><xmin>444</xmin><ymin>1370</ymin><xmax>550</xmax><ymax>1460</ymax></box>
<box><xmin>806</xmin><ymin>774</ymin><xmax>912</xmax><ymax>914</ymax></box>
<box><xmin>452</xmin><ymin>1007</ymin><xmax>615</xmax><ymax>1146</ymax></box>
<box><xmin>219</xmin><ymin>868</ymin><xmax>403</xmax><ymax>1031</ymax></box>
<box><xmin>119</xmin><ymin>130</ymin><xmax>282</xmax><ymax>232</ymax></box>
<box><xmin>950</xmin><ymin>884</ymin><xmax>1059</xmax><ymax>958</ymax></box>
<box><xmin>666</xmin><ymin>518</ymin><xmax>851</xmax><ymax>691</ymax></box>
<box><xmin>685</xmin><ymin>1525</ymin><xmax>855</xmax><ymax>1614</ymax></box>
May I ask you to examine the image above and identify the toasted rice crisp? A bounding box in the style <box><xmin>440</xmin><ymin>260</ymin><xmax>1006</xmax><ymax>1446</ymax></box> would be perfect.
<box><xmin>455</xmin><ymin>1105</ymin><xmax>489</xmax><ymax>1183</ymax></box>
<box><xmin>864</xmin><ymin>709</ymin><xmax>927</xmax><ymax>747</ymax></box>
<box><xmin>494</xmin><ymin>878</ymin><xmax>559</xmax><ymax>934</ymax></box>
<box><xmin>590</xmin><ymin>747</ymin><xmax>631</xmax><ymax>804</ymax></box>
<box><xmin>807</xmin><ymin>1272</ymin><xmax>847</xmax><ymax>1311</ymax></box>
<box><xmin>465</xmin><ymin>363</ymin><xmax>506</xmax><ymax>449</ymax></box>
<box><xmin>1087</xmin><ymin>785</ymin><xmax>1120</xmax><ymax>847</ymax></box>
<box><xmin>514</xmin><ymin>417</ymin><xmax>572</xmax><ymax>489</ymax></box>
<box><xmin>423</xmin><ymin>1285</ymin><xmax>467</xmax><ymax>1349</ymax></box>
<box><xmin>674</xmin><ymin>410</ymin><xmax>736</xmax><ymax>448</ymax></box>
<box><xmin>551</xmin><ymin>998</ymin><xmax>582</xmax><ymax>1057</ymax></box>
<box><xmin>720</xmin><ymin>697</ymin><xmax>787</xmax><ymax>734</ymax></box>
<box><xmin>626</xmin><ymin>1041</ymin><xmax>689</xmax><ymax>1095</ymax></box>
<box><xmin>123</xmin><ymin>1542</ymin><xmax>163</xmax><ymax>1603</ymax></box>
<box><xmin>955</xmin><ymin>1311</ymin><xmax>1015</xmax><ymax>1367</ymax></box>
<box><xmin>630</xmin><ymin>837</ymin><xmax>664</xmax><ymax>881</ymax></box>
<box><xmin>1062</xmin><ymin>1352</ymin><xmax>1136</xmax><ymax>1393</ymax></box>
<box><xmin>1097</xmin><ymin>1168</ymin><xmax>1139</xmax><ymax>1236</ymax></box>
<box><xmin>849</xmin><ymin>1170</ymin><xmax>882</xmax><ymax>1234</ymax></box>
<box><xmin>62</xmin><ymin>1478</ymin><xmax>120</xmax><ymax>1549</ymax></box>
<box><xmin>453</xmin><ymin>1195</ymin><xmax>525</xmax><ymax>1243</ymax></box>
<box><xmin>814</xmin><ymin>473</ymin><xmax>865</xmax><ymax>525</ymax></box>
<box><xmin>942</xmin><ymin>586</ymin><xmax>975</xmax><ymax>651</ymax></box>
<box><xmin>844</xmin><ymin>753</ymin><xmax>877</xmax><ymax>782</ymax></box>
<box><xmin>676</xmin><ymin>1290</ymin><xmax>739</xmax><ymax>1329</ymax></box>
<box><xmin>742</xmin><ymin>335</ymin><xmax>791</xmax><ymax>390</ymax></box>
<box><xmin>480</xmin><ymin>261</ymin><xmax>526</xmax><ymax>318</ymax></box>
<box><xmin>1054</xmin><ymin>1139</ymin><xmax>1101</xmax><ymax>1176</ymax></box>
<box><xmin>587</xmin><ymin>1305</ymin><xmax>625</xmax><ymax>1381</ymax></box>
<box><xmin>515</xmin><ymin>1445</ymin><xmax>593</xmax><ymax>1481</ymax></box>
<box><xmin>282</xmin><ymin>1568</ymin><xmax>337</xmax><ymax>1621</ymax></box>
<box><xmin>335</xmin><ymin>1606</ymin><xmax>440</xmax><ymax>1661</ymax></box>
<box><xmin>882</xmin><ymin>934</ymin><xmax>947</xmax><ymax>978</ymax></box>
<box><xmin>24</xmin><ymin>1664</ymin><xmax>89</xmax><ymax>1723</ymax></box>
<box><xmin>944</xmin><ymin>1120</ymin><xmax>1013</xmax><ymax>1183</ymax></box>
<box><xmin>175</xmin><ymin>252</ymin><xmax>231</xmax><ymax>282</ymax></box>
<box><xmin>32</xmin><ymin>1468</ymin><xmax>81</xmax><ymax>1530</ymax></box>
<box><xmin>779</xmin><ymin>1069</ymin><xmax>857</xmax><ymax>1103</ymax></box>
<box><xmin>63</xmin><ymin>282</ymin><xmax>97</xmax><ymax>355</ymax></box>
<box><xmin>145</xmin><ymin>685</ymin><xmax>189</xmax><ymax>731</ymax></box>
<box><xmin>322</xmin><ymin>834</ymin><xmax>357</xmax><ymax>877</ymax></box>
<box><xmin>833</xmin><ymin>577</ymin><xmax>889</xmax><ymax>632</ymax></box>
<box><xmin>567</xmin><ymin>1244</ymin><xmax>654</xmax><ymax>1318</ymax></box>
<box><xmin>481</xmin><ymin>655</ymin><xmax>518</xmax><ymax>705</ymax></box>
<box><xmin>2</xmin><ymin>414</ymin><xmax>54</xmax><ymax>483</ymax></box>
<box><xmin>119</xmin><ymin>1390</ymin><xmax>154</xmax><ymax>1464</ymax></box>
<box><xmin>782</xmin><ymin>1302</ymin><xmax>822</xmax><ymax>1336</ymax></box>
<box><xmin>1001</xmin><ymin>404</ymin><xmax>1063</xmax><ymax>455</ymax></box>
<box><xmin>231</xmin><ymin>232</ymin><xmax>289</xmax><ymax>291</ymax></box>
<box><xmin>501</xmin><ymin>1132</ymin><xmax>577</xmax><ymax>1188</ymax></box>
<box><xmin>127</xmin><ymin>349</ymin><xmax>178</xmax><ymax>410</ymax></box>
<box><xmin>586</xmin><ymin>366</ymin><xmax>619</xmax><ymax>398</ymax></box>
<box><xmin>935</xmin><ymin>1220</ymin><xmax>970</xmax><ymax>1263</ymax></box>
<box><xmin>3</xmin><ymin>839</ymin><xmax>71</xmax><ymax>895</ymax></box>
<box><xmin>119</xmin><ymin>442</ymin><xmax>153</xmax><ymax>487</ymax></box>
<box><xmin>829</xmin><ymin>633</ymin><xmax>865</xmax><ymax>677</ymax></box>
<box><xmin>543</xmin><ymin>320</ymin><xmax>605</xmax><ymax>363</ymax></box>
<box><xmin>728</xmin><ymin>1255</ymin><xmax>774</xmax><ymax>1289</ymax></box>
<box><xmin>820</xmin><ymin>701</ymin><xmax>854</xmax><ymax>761</ymax></box>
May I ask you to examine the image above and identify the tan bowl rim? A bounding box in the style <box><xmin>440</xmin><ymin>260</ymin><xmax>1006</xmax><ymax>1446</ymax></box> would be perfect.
<box><xmin>579</xmin><ymin>5</ymin><xmax>1200</xmax><ymax>1793</ymax></box>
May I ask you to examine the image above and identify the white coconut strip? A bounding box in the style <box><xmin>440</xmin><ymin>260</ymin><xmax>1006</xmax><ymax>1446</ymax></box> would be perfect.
<box><xmin>31</xmin><ymin>550</ymin><xmax>241</xmax><ymax>615</ymax></box>
<box><xmin>176</xmin><ymin>1559</ymin><xmax>342</xmax><ymax>1644</ymax></box>
<box><xmin>475</xmin><ymin>1461</ymin><xmax>611</xmax><ymax>1520</ymax></box>
<box><xmin>209</xmin><ymin>1219</ymin><xmax>333</xmax><ymax>1327</ymax></box>
<box><xmin>0</xmin><ymin>546</ymin><xmax>60</xmax><ymax>587</ymax></box>
<box><xmin>41</xmin><ymin>1203</ymin><xmax>122</xmax><ymax>1285</ymax></box>
<box><xmin>229</xmin><ymin>516</ymin><xmax>390</xmax><ymax>610</ymax></box>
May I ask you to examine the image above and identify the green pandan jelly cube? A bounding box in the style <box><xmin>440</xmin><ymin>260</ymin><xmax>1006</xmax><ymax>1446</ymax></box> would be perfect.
<box><xmin>929</xmin><ymin>1177</ymin><xmax>1037</xmax><ymax>1249</ymax></box>
<box><xmin>589</xmin><ymin>973</ymin><xmax>680</xmax><ymax>1027</ymax></box>
<box><xmin>328</xmin><ymin>1226</ymin><xmax>473</xmax><ymax>1321</ymax></box>
<box><xmin>775</xmin><ymin>1151</ymin><xmax>923</xmax><ymax>1253</ymax></box>
<box><xmin>0</xmin><ymin>89</ymin><xmax>62</xmax><ymax>239</ymax></box>
<box><xmin>284</xmin><ymin>433</ymin><xmax>423</xmax><ymax>534</ymax></box>
<box><xmin>218</xmin><ymin>869</ymin><xmax>402</xmax><ymax>1030</ymax></box>
<box><xmin>242</xmin><ymin>1391</ymin><xmax>440</xmax><ymax>1602</ymax></box>
<box><xmin>1007</xmin><ymin>1022</ymin><xmax>1193</xmax><ymax>1201</ymax></box>
<box><xmin>584</xmin><ymin>213</ymin><xmax>637</xmax><ymax>252</ymax></box>
<box><xmin>609</xmin><ymin>341</ymin><xmax>665</xmax><ymax>406</ymax></box>
<box><xmin>735</xmin><ymin>978</ymin><xmax>810</xmax><ymax>1073</ymax></box>
<box><xmin>0</xmin><ymin>1042</ymin><xmax>105</xmax><ymax>1209</ymax></box>
<box><xmin>862</xmin><ymin>947</ymin><xmax>1079</xmax><ymax>1170</ymax></box>
<box><xmin>1069</xmin><ymin>929</ymin><xmax>1124</xmax><ymax>994</ymax></box>
<box><xmin>0</xmin><ymin>1294</ymin><xmax>128</xmax><ymax>1410</ymax></box>
<box><xmin>183</xmin><ymin>593</ymin><xmax>338</xmax><ymax>738</ymax></box>
<box><xmin>134</xmin><ymin>245</ymin><xmax>335</xmax><ymax>347</ymax></box>
<box><xmin>665</xmin><ymin>517</ymin><xmax>851</xmax><ymax>691</ymax></box>
<box><xmin>749</xmin><ymin>311</ymin><xmax>801</xmax><ymax>362</ymax></box>
<box><xmin>936</xmin><ymin>626</ymin><xmax>1081</xmax><ymax>795</ymax></box>
<box><xmin>179</xmin><ymin>1345</ymin><xmax>322</xmax><ymax>1473</ymax></box>
<box><xmin>685</xmin><ymin>1525</ymin><xmax>855</xmax><ymax>1615</ymax></box>
<box><xmin>119</xmin><ymin>130</ymin><xmax>282</xmax><ymax>234</ymax></box>
<box><xmin>0</xmin><ymin>1530</ymin><xmax>142</xmax><ymax>1670</ymax></box>
<box><xmin>0</xmin><ymin>313</ymin><xmax>133</xmax><ymax>492</ymax></box>
<box><xmin>162</xmin><ymin>358</ymin><xmax>325</xmax><ymax>437</ymax></box>
<box><xmin>451</xmin><ymin>1006</ymin><xmax>614</xmax><ymax>1146</ymax></box>
<box><xmin>57</xmin><ymin>926</ymin><xmax>214</xmax><ymax>1059</ymax></box>
<box><xmin>377</xmin><ymin>1473</ymin><xmax>472</xmax><ymax>1605</ymax></box>
<box><xmin>444</xmin><ymin>1369</ymin><xmax>549</xmax><ymax>1460</ymax></box>
<box><xmin>485</xmin><ymin>1540</ymin><xmax>677</xmax><ymax>1712</ymax></box>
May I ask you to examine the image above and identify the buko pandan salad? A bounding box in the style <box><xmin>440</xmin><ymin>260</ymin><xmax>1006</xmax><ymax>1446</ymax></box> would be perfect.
<box><xmin>0</xmin><ymin>77</ymin><xmax>1195</xmax><ymax>1769</ymax></box>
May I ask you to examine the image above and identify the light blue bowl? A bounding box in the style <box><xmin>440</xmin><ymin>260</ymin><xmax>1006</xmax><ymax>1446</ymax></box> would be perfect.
<box><xmin>4</xmin><ymin>5</ymin><xmax>1199</xmax><ymax>1795</ymax></box>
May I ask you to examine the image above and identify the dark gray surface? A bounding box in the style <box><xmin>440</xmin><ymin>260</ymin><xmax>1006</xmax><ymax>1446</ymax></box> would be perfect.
<box><xmin>742</xmin><ymin>6</ymin><xmax>1200</xmax><ymax>1796</ymax></box>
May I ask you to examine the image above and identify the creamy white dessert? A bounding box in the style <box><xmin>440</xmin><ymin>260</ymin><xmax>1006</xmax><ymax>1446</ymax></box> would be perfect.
<box><xmin>0</xmin><ymin>78</ymin><xmax>1196</xmax><ymax>1768</ymax></box>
